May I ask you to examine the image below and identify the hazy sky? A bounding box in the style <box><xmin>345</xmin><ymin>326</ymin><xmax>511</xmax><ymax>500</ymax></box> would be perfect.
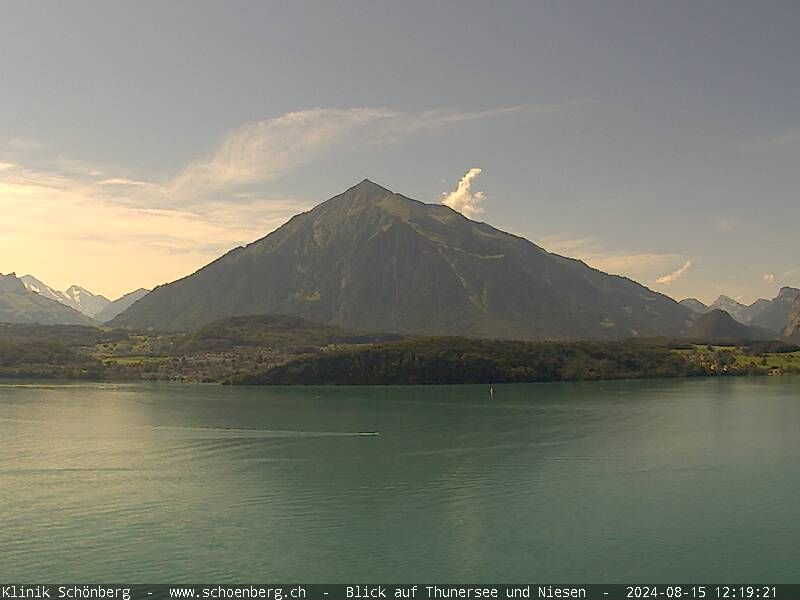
<box><xmin>1</xmin><ymin>0</ymin><xmax>798</xmax><ymax>303</ymax></box>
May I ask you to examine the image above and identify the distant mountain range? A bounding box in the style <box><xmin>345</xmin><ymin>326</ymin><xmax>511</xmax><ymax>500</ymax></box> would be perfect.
<box><xmin>710</xmin><ymin>296</ymin><xmax>753</xmax><ymax>323</ymax></box>
<box><xmin>20</xmin><ymin>275</ymin><xmax>110</xmax><ymax>318</ymax></box>
<box><xmin>680</xmin><ymin>287</ymin><xmax>800</xmax><ymax>334</ymax></box>
<box><xmin>112</xmin><ymin>179</ymin><xmax>695</xmax><ymax>339</ymax></box>
<box><xmin>681</xmin><ymin>295</ymin><xmax>758</xmax><ymax>323</ymax></box>
<box><xmin>0</xmin><ymin>273</ymin><xmax>96</xmax><ymax>325</ymax></box>
<box><xmin>678</xmin><ymin>298</ymin><xmax>709</xmax><ymax>314</ymax></box>
<box><xmin>10</xmin><ymin>275</ymin><xmax>150</xmax><ymax>323</ymax></box>
<box><xmin>749</xmin><ymin>287</ymin><xmax>800</xmax><ymax>332</ymax></box>
<box><xmin>95</xmin><ymin>288</ymin><xmax>150</xmax><ymax>322</ymax></box>
<box><xmin>4</xmin><ymin>180</ymin><xmax>796</xmax><ymax>341</ymax></box>
<box><xmin>687</xmin><ymin>309</ymin><xmax>776</xmax><ymax>343</ymax></box>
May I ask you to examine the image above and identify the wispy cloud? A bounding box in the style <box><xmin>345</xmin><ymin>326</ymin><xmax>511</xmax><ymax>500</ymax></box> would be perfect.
<box><xmin>442</xmin><ymin>168</ymin><xmax>486</xmax><ymax>218</ymax></box>
<box><xmin>167</xmin><ymin>108</ymin><xmax>390</xmax><ymax>201</ymax></box>
<box><xmin>0</xmin><ymin>161</ymin><xmax>307</xmax><ymax>297</ymax></box>
<box><xmin>367</xmin><ymin>105</ymin><xmax>537</xmax><ymax>145</ymax></box>
<box><xmin>6</xmin><ymin>137</ymin><xmax>49</xmax><ymax>151</ymax></box>
<box><xmin>656</xmin><ymin>260</ymin><xmax>693</xmax><ymax>285</ymax></box>
<box><xmin>537</xmin><ymin>234</ymin><xmax>684</xmax><ymax>282</ymax></box>
<box><xmin>2</xmin><ymin>104</ymin><xmax>554</xmax><ymax>296</ymax></box>
<box><xmin>711</xmin><ymin>217</ymin><xmax>741</xmax><ymax>232</ymax></box>
<box><xmin>167</xmin><ymin>105</ymin><xmax>543</xmax><ymax>202</ymax></box>
<box><xmin>98</xmin><ymin>177</ymin><xmax>158</xmax><ymax>188</ymax></box>
<box><xmin>742</xmin><ymin>128</ymin><xmax>800</xmax><ymax>151</ymax></box>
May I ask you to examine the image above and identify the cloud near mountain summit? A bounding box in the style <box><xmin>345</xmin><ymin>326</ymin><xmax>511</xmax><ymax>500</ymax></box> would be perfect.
<box><xmin>441</xmin><ymin>168</ymin><xmax>486</xmax><ymax>218</ymax></box>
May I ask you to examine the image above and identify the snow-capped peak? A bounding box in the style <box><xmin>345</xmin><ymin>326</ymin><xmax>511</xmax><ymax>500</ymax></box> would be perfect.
<box><xmin>19</xmin><ymin>276</ymin><xmax>111</xmax><ymax>318</ymax></box>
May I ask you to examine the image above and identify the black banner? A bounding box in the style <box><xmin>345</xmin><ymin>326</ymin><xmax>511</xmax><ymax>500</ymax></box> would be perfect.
<box><xmin>0</xmin><ymin>584</ymin><xmax>793</xmax><ymax>600</ymax></box>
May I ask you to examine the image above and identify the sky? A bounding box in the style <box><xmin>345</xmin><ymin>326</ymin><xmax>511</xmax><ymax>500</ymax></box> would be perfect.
<box><xmin>1</xmin><ymin>0</ymin><xmax>798</xmax><ymax>304</ymax></box>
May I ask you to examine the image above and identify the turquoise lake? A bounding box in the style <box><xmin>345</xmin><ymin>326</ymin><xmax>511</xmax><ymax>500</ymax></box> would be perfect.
<box><xmin>1</xmin><ymin>377</ymin><xmax>799</xmax><ymax>582</ymax></box>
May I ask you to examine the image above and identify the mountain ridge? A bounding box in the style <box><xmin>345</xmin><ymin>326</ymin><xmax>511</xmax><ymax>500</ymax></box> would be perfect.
<box><xmin>687</xmin><ymin>309</ymin><xmax>776</xmax><ymax>342</ymax></box>
<box><xmin>112</xmin><ymin>179</ymin><xmax>694</xmax><ymax>339</ymax></box>
<box><xmin>20</xmin><ymin>275</ymin><xmax>151</xmax><ymax>322</ymax></box>
<box><xmin>750</xmin><ymin>287</ymin><xmax>800</xmax><ymax>333</ymax></box>
<box><xmin>681</xmin><ymin>287</ymin><xmax>800</xmax><ymax>333</ymax></box>
<box><xmin>708</xmin><ymin>295</ymin><xmax>749</xmax><ymax>323</ymax></box>
<box><xmin>95</xmin><ymin>288</ymin><xmax>150</xmax><ymax>322</ymax></box>
<box><xmin>1</xmin><ymin>273</ymin><xmax>97</xmax><ymax>326</ymax></box>
<box><xmin>20</xmin><ymin>275</ymin><xmax>110</xmax><ymax>318</ymax></box>
<box><xmin>679</xmin><ymin>298</ymin><xmax>709</xmax><ymax>314</ymax></box>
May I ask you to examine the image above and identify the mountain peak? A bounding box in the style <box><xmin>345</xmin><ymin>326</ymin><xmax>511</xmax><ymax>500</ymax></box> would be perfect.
<box><xmin>0</xmin><ymin>272</ymin><xmax>25</xmax><ymax>292</ymax></box>
<box><xmin>341</xmin><ymin>179</ymin><xmax>395</xmax><ymax>202</ymax></box>
<box><xmin>713</xmin><ymin>295</ymin><xmax>742</xmax><ymax>305</ymax></box>
<box><xmin>347</xmin><ymin>178</ymin><xmax>393</xmax><ymax>196</ymax></box>
<box><xmin>356</xmin><ymin>177</ymin><xmax>386</xmax><ymax>188</ymax></box>
<box><xmin>311</xmin><ymin>179</ymin><xmax>419</xmax><ymax>218</ymax></box>
<box><xmin>0</xmin><ymin>273</ymin><xmax>95</xmax><ymax>325</ymax></box>
<box><xmin>17</xmin><ymin>275</ymin><xmax>110</xmax><ymax>317</ymax></box>
<box><xmin>679</xmin><ymin>298</ymin><xmax>709</xmax><ymax>314</ymax></box>
<box><xmin>112</xmin><ymin>180</ymin><xmax>693</xmax><ymax>339</ymax></box>
<box><xmin>688</xmin><ymin>308</ymin><xmax>776</xmax><ymax>342</ymax></box>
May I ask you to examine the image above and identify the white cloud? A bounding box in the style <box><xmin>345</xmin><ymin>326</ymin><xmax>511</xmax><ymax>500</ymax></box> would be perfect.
<box><xmin>442</xmin><ymin>168</ymin><xmax>486</xmax><ymax>218</ymax></box>
<box><xmin>656</xmin><ymin>260</ymin><xmax>693</xmax><ymax>285</ymax></box>
<box><xmin>764</xmin><ymin>273</ymin><xmax>776</xmax><ymax>284</ymax></box>
<box><xmin>98</xmin><ymin>177</ymin><xmax>158</xmax><ymax>188</ymax></box>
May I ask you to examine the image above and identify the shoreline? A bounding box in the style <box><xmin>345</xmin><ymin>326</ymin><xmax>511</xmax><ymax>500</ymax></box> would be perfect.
<box><xmin>2</xmin><ymin>371</ymin><xmax>798</xmax><ymax>388</ymax></box>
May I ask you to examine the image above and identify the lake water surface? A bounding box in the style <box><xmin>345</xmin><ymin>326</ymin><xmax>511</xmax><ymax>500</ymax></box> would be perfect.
<box><xmin>1</xmin><ymin>377</ymin><xmax>799</xmax><ymax>582</ymax></box>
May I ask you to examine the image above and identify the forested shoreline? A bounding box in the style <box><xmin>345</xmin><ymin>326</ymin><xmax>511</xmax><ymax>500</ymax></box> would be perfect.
<box><xmin>1</xmin><ymin>318</ymin><xmax>799</xmax><ymax>386</ymax></box>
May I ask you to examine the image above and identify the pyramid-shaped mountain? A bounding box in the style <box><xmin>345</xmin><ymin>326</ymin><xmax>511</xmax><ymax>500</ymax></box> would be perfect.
<box><xmin>112</xmin><ymin>180</ymin><xmax>693</xmax><ymax>339</ymax></box>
